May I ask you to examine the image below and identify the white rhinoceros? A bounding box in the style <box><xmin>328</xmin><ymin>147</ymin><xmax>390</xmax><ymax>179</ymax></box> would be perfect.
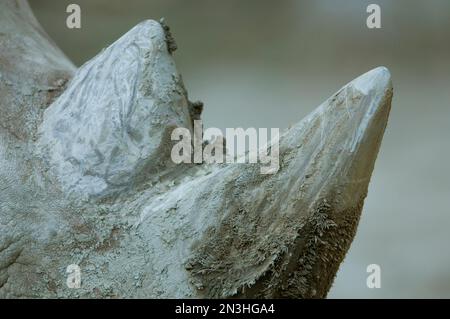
<box><xmin>0</xmin><ymin>0</ymin><xmax>392</xmax><ymax>298</ymax></box>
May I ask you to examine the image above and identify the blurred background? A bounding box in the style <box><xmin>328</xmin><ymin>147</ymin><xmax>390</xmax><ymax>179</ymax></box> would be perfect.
<box><xmin>29</xmin><ymin>0</ymin><xmax>450</xmax><ymax>298</ymax></box>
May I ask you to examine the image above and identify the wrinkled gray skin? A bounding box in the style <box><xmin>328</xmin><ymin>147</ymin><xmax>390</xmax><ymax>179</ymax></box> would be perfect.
<box><xmin>0</xmin><ymin>0</ymin><xmax>393</xmax><ymax>298</ymax></box>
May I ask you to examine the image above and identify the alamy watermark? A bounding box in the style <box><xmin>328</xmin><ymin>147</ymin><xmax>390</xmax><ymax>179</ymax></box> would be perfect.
<box><xmin>66</xmin><ymin>264</ymin><xmax>81</xmax><ymax>289</ymax></box>
<box><xmin>66</xmin><ymin>4</ymin><xmax>81</xmax><ymax>29</ymax></box>
<box><xmin>66</xmin><ymin>4</ymin><xmax>381</xmax><ymax>30</ymax></box>
<box><xmin>366</xmin><ymin>4</ymin><xmax>381</xmax><ymax>29</ymax></box>
<box><xmin>366</xmin><ymin>263</ymin><xmax>381</xmax><ymax>288</ymax></box>
<box><xmin>171</xmin><ymin>120</ymin><xmax>280</xmax><ymax>174</ymax></box>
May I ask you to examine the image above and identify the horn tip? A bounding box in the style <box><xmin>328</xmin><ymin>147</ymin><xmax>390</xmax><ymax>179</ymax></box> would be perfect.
<box><xmin>352</xmin><ymin>66</ymin><xmax>392</xmax><ymax>95</ymax></box>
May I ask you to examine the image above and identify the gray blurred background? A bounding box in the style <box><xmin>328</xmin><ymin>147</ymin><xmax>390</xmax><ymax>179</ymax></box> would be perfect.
<box><xmin>29</xmin><ymin>0</ymin><xmax>450</xmax><ymax>298</ymax></box>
